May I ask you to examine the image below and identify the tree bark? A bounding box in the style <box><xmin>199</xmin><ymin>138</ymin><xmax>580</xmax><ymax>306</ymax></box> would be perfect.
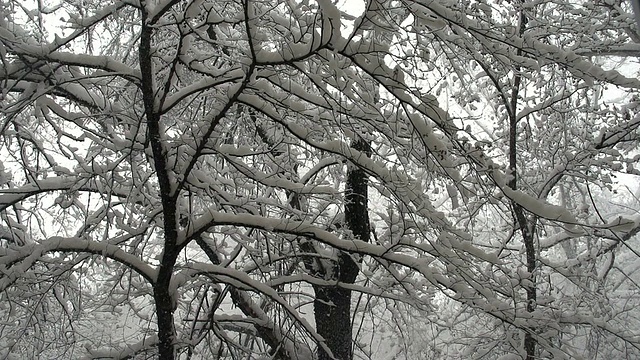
<box><xmin>314</xmin><ymin>137</ymin><xmax>371</xmax><ymax>360</ymax></box>
<box><xmin>508</xmin><ymin>3</ymin><xmax>536</xmax><ymax>358</ymax></box>
<box><xmin>140</xmin><ymin>13</ymin><xmax>180</xmax><ymax>360</ymax></box>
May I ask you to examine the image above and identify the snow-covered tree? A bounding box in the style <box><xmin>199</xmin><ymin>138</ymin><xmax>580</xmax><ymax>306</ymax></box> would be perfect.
<box><xmin>1</xmin><ymin>0</ymin><xmax>639</xmax><ymax>359</ymax></box>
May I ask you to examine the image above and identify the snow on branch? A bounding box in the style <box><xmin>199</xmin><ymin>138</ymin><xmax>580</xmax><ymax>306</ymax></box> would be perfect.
<box><xmin>540</xmin><ymin>214</ymin><xmax>640</xmax><ymax>250</ymax></box>
<box><xmin>0</xmin><ymin>176</ymin><xmax>148</xmax><ymax>212</ymax></box>
<box><xmin>81</xmin><ymin>335</ymin><xmax>158</xmax><ymax>360</ymax></box>
<box><xmin>179</xmin><ymin>262</ymin><xmax>326</xmax><ymax>359</ymax></box>
<box><xmin>419</xmin><ymin>1</ymin><xmax>640</xmax><ymax>89</ymax></box>
<box><xmin>595</xmin><ymin>112</ymin><xmax>640</xmax><ymax>150</ymax></box>
<box><xmin>179</xmin><ymin>210</ymin><xmax>509</xmax><ymax>313</ymax></box>
<box><xmin>0</xmin><ymin>235</ymin><xmax>156</xmax><ymax>289</ymax></box>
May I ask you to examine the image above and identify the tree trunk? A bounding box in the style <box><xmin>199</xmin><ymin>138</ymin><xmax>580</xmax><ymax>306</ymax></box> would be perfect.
<box><xmin>140</xmin><ymin>14</ymin><xmax>180</xmax><ymax>360</ymax></box>
<box><xmin>508</xmin><ymin>3</ymin><xmax>536</xmax><ymax>358</ymax></box>
<box><xmin>314</xmin><ymin>137</ymin><xmax>371</xmax><ymax>360</ymax></box>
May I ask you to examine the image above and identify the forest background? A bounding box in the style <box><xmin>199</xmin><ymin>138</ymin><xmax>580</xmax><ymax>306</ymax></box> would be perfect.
<box><xmin>1</xmin><ymin>0</ymin><xmax>640</xmax><ymax>359</ymax></box>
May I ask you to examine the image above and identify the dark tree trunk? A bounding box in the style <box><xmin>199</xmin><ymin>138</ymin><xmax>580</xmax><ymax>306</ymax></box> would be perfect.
<box><xmin>154</xmin><ymin>270</ymin><xmax>178</xmax><ymax>360</ymax></box>
<box><xmin>508</xmin><ymin>4</ymin><xmax>536</xmax><ymax>358</ymax></box>
<box><xmin>314</xmin><ymin>285</ymin><xmax>356</xmax><ymax>360</ymax></box>
<box><xmin>140</xmin><ymin>15</ymin><xmax>180</xmax><ymax>360</ymax></box>
<box><xmin>314</xmin><ymin>137</ymin><xmax>371</xmax><ymax>360</ymax></box>
<box><xmin>252</xmin><ymin>109</ymin><xmax>372</xmax><ymax>360</ymax></box>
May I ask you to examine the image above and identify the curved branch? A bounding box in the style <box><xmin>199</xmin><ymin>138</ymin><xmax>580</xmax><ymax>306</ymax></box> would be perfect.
<box><xmin>0</xmin><ymin>234</ymin><xmax>157</xmax><ymax>289</ymax></box>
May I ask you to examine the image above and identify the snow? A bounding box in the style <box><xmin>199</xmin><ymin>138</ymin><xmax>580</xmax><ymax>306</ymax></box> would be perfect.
<box><xmin>82</xmin><ymin>335</ymin><xmax>158</xmax><ymax>360</ymax></box>
<box><xmin>503</xmin><ymin>186</ymin><xmax>577</xmax><ymax>224</ymax></box>
<box><xmin>254</xmin><ymin>42</ymin><xmax>314</xmax><ymax>65</ymax></box>
<box><xmin>600</xmin><ymin>214</ymin><xmax>640</xmax><ymax>238</ymax></box>
<box><xmin>275</xmin><ymin>127</ymin><xmax>467</xmax><ymax>239</ymax></box>
<box><xmin>161</xmin><ymin>68</ymin><xmax>245</xmax><ymax>112</ymax></box>
<box><xmin>146</xmin><ymin>0</ymin><xmax>178</xmax><ymax>22</ymax></box>
<box><xmin>410</xmin><ymin>3</ymin><xmax>447</xmax><ymax>30</ymax></box>
<box><xmin>318</xmin><ymin>0</ymin><xmax>342</xmax><ymax>41</ymax></box>
<box><xmin>258</xmin><ymin>72</ymin><xmax>330</xmax><ymax>109</ymax></box>
<box><xmin>3</xmin><ymin>0</ymin><xmax>640</xmax><ymax>357</ymax></box>
<box><xmin>215</xmin><ymin>153</ymin><xmax>339</xmax><ymax>196</ymax></box>
<box><xmin>0</xmin><ymin>177</ymin><xmax>77</xmax><ymax>212</ymax></box>
<box><xmin>300</xmin><ymin>156</ymin><xmax>341</xmax><ymax>184</ymax></box>
<box><xmin>539</xmin><ymin>227</ymin><xmax>587</xmax><ymax>249</ymax></box>
<box><xmin>418</xmin><ymin>0</ymin><xmax>640</xmax><ymax>89</ymax></box>
<box><xmin>0</xmin><ymin>235</ymin><xmax>156</xmax><ymax>292</ymax></box>
<box><xmin>1</xmin><ymin>44</ymin><xmax>139</xmax><ymax>82</ymax></box>
<box><xmin>178</xmin><ymin>209</ymin><xmax>505</xmax><ymax>323</ymax></box>
<box><xmin>189</xmin><ymin>261</ymin><xmax>330</xmax><ymax>357</ymax></box>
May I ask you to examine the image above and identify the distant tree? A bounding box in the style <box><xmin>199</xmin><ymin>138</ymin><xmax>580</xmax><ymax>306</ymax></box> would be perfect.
<box><xmin>1</xmin><ymin>0</ymin><xmax>639</xmax><ymax>359</ymax></box>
